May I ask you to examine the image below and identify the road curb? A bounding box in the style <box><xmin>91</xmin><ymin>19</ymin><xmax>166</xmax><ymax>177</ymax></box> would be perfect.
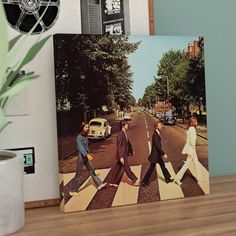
<box><xmin>144</xmin><ymin>111</ymin><xmax>208</xmax><ymax>140</ymax></box>
<box><xmin>176</xmin><ymin>123</ymin><xmax>208</xmax><ymax>140</ymax></box>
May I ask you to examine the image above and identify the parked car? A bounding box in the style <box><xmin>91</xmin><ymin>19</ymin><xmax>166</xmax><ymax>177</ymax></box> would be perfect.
<box><xmin>88</xmin><ymin>118</ymin><xmax>112</xmax><ymax>140</ymax></box>
<box><xmin>123</xmin><ymin>112</ymin><xmax>131</xmax><ymax>121</ymax></box>
<box><xmin>163</xmin><ymin>109</ymin><xmax>176</xmax><ymax>125</ymax></box>
<box><xmin>155</xmin><ymin>111</ymin><xmax>164</xmax><ymax>121</ymax></box>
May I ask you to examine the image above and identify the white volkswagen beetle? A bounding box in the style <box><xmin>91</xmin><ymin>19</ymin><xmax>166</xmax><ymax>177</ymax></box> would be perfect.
<box><xmin>88</xmin><ymin>118</ymin><xmax>112</xmax><ymax>140</ymax></box>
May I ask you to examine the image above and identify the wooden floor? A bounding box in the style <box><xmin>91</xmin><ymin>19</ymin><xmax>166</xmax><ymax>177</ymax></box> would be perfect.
<box><xmin>13</xmin><ymin>175</ymin><xmax>236</xmax><ymax>236</ymax></box>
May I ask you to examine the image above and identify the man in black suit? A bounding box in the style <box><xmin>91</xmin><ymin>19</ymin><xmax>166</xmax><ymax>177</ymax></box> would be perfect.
<box><xmin>109</xmin><ymin>121</ymin><xmax>139</xmax><ymax>187</ymax></box>
<box><xmin>142</xmin><ymin>119</ymin><xmax>173</xmax><ymax>186</ymax></box>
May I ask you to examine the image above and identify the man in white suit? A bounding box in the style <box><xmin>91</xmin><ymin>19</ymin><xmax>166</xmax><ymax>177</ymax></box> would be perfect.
<box><xmin>175</xmin><ymin>116</ymin><xmax>202</xmax><ymax>185</ymax></box>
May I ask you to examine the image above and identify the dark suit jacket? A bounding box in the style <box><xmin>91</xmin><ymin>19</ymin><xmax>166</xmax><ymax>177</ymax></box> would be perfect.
<box><xmin>116</xmin><ymin>130</ymin><xmax>133</xmax><ymax>160</ymax></box>
<box><xmin>148</xmin><ymin>130</ymin><xmax>165</xmax><ymax>164</ymax></box>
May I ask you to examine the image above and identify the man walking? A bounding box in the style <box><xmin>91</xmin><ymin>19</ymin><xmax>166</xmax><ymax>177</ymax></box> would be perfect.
<box><xmin>142</xmin><ymin>119</ymin><xmax>173</xmax><ymax>186</ymax></box>
<box><xmin>70</xmin><ymin>122</ymin><xmax>107</xmax><ymax>196</ymax></box>
<box><xmin>109</xmin><ymin>121</ymin><xmax>139</xmax><ymax>187</ymax></box>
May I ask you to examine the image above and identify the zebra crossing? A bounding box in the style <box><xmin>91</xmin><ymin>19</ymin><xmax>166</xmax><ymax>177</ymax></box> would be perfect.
<box><xmin>156</xmin><ymin>163</ymin><xmax>184</xmax><ymax>200</ymax></box>
<box><xmin>59</xmin><ymin>161</ymin><xmax>210</xmax><ymax>213</ymax></box>
<box><xmin>112</xmin><ymin>165</ymin><xmax>141</xmax><ymax>207</ymax></box>
<box><xmin>188</xmin><ymin>161</ymin><xmax>209</xmax><ymax>194</ymax></box>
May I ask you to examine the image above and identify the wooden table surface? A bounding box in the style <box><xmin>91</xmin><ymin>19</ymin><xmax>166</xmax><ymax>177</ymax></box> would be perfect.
<box><xmin>13</xmin><ymin>175</ymin><xmax>236</xmax><ymax>236</ymax></box>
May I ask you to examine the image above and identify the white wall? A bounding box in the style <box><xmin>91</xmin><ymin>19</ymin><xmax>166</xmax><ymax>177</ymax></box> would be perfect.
<box><xmin>0</xmin><ymin>0</ymin><xmax>150</xmax><ymax>202</ymax></box>
<box><xmin>130</xmin><ymin>0</ymin><xmax>149</xmax><ymax>35</ymax></box>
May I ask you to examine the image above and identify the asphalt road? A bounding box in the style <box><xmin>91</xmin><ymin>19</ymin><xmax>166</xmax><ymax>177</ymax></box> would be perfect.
<box><xmin>59</xmin><ymin>112</ymin><xmax>209</xmax><ymax>211</ymax></box>
<box><xmin>59</xmin><ymin>111</ymin><xmax>208</xmax><ymax>173</ymax></box>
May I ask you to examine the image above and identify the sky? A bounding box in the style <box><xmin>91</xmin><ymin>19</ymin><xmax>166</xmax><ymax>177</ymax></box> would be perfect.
<box><xmin>128</xmin><ymin>35</ymin><xmax>197</xmax><ymax>101</ymax></box>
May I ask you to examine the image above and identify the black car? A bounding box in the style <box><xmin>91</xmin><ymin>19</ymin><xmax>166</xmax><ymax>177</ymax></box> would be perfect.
<box><xmin>163</xmin><ymin>109</ymin><xmax>176</xmax><ymax>125</ymax></box>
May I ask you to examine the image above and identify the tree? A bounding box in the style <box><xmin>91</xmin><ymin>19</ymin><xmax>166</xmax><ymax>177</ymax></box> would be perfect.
<box><xmin>155</xmin><ymin>50</ymin><xmax>190</xmax><ymax>108</ymax></box>
<box><xmin>54</xmin><ymin>35</ymin><xmax>140</xmax><ymax>112</ymax></box>
<box><xmin>142</xmin><ymin>83</ymin><xmax>157</xmax><ymax>108</ymax></box>
<box><xmin>187</xmin><ymin>38</ymin><xmax>206</xmax><ymax>114</ymax></box>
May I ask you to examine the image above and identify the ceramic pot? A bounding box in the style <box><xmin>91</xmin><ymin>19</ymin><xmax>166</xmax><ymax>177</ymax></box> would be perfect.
<box><xmin>0</xmin><ymin>150</ymin><xmax>24</xmax><ymax>235</ymax></box>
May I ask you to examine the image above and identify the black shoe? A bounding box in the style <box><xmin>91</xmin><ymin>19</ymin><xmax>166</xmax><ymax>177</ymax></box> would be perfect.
<box><xmin>165</xmin><ymin>178</ymin><xmax>174</xmax><ymax>184</ymax></box>
<box><xmin>141</xmin><ymin>181</ymin><xmax>148</xmax><ymax>187</ymax></box>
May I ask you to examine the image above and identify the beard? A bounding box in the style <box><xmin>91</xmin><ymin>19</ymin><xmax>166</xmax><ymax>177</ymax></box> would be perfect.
<box><xmin>81</xmin><ymin>129</ymin><xmax>89</xmax><ymax>136</ymax></box>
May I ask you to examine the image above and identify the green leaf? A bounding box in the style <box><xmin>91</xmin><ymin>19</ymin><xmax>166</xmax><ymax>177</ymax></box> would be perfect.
<box><xmin>0</xmin><ymin>75</ymin><xmax>38</xmax><ymax>99</ymax></box>
<box><xmin>19</xmin><ymin>35</ymin><xmax>51</xmax><ymax>68</ymax></box>
<box><xmin>0</xmin><ymin>70</ymin><xmax>34</xmax><ymax>95</ymax></box>
<box><xmin>0</xmin><ymin>1</ymin><xmax>9</xmax><ymax>82</ymax></box>
<box><xmin>9</xmin><ymin>35</ymin><xmax>22</xmax><ymax>51</ymax></box>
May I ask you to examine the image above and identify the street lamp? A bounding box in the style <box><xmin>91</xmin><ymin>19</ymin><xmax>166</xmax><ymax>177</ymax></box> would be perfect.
<box><xmin>166</xmin><ymin>76</ymin><xmax>170</xmax><ymax>99</ymax></box>
<box><xmin>199</xmin><ymin>97</ymin><xmax>203</xmax><ymax>115</ymax></box>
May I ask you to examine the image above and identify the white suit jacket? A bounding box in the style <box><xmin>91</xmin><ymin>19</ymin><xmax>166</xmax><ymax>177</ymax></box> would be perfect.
<box><xmin>182</xmin><ymin>127</ymin><xmax>196</xmax><ymax>155</ymax></box>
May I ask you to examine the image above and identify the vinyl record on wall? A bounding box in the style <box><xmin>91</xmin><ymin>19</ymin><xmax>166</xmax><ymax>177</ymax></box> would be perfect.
<box><xmin>3</xmin><ymin>0</ymin><xmax>60</xmax><ymax>34</ymax></box>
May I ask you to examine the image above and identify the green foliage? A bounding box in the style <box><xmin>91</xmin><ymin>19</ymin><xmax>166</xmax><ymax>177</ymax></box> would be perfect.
<box><xmin>142</xmin><ymin>83</ymin><xmax>157</xmax><ymax>107</ymax></box>
<box><xmin>54</xmin><ymin>35</ymin><xmax>139</xmax><ymax>112</ymax></box>
<box><xmin>141</xmin><ymin>40</ymin><xmax>205</xmax><ymax>113</ymax></box>
<box><xmin>0</xmin><ymin>0</ymin><xmax>51</xmax><ymax>132</ymax></box>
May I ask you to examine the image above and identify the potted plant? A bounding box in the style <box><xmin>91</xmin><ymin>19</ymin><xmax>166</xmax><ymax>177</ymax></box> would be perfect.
<box><xmin>0</xmin><ymin>1</ymin><xmax>50</xmax><ymax>235</ymax></box>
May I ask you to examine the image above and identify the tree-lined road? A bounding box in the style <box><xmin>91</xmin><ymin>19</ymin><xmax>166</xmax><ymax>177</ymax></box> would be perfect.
<box><xmin>59</xmin><ymin>111</ymin><xmax>208</xmax><ymax>178</ymax></box>
<box><xmin>59</xmin><ymin>111</ymin><xmax>209</xmax><ymax>211</ymax></box>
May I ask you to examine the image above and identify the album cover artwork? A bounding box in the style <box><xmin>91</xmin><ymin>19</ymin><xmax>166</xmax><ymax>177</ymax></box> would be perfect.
<box><xmin>53</xmin><ymin>34</ymin><xmax>209</xmax><ymax>213</ymax></box>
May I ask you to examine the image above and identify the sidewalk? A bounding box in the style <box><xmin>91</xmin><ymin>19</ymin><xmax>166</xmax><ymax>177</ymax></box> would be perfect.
<box><xmin>176</xmin><ymin>119</ymin><xmax>208</xmax><ymax>140</ymax></box>
<box><xmin>144</xmin><ymin>111</ymin><xmax>208</xmax><ymax>140</ymax></box>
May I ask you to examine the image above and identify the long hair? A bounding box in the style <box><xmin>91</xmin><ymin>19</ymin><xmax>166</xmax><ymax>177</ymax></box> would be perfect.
<box><xmin>80</xmin><ymin>121</ymin><xmax>88</xmax><ymax>134</ymax></box>
<box><xmin>187</xmin><ymin>116</ymin><xmax>197</xmax><ymax>129</ymax></box>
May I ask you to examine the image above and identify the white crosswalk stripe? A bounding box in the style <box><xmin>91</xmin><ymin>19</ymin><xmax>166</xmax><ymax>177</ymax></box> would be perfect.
<box><xmin>62</xmin><ymin>168</ymin><xmax>110</xmax><ymax>213</ymax></box>
<box><xmin>112</xmin><ymin>165</ymin><xmax>141</xmax><ymax>207</ymax></box>
<box><xmin>188</xmin><ymin>161</ymin><xmax>210</xmax><ymax>194</ymax></box>
<box><xmin>156</xmin><ymin>162</ymin><xmax>184</xmax><ymax>200</ymax></box>
<box><xmin>59</xmin><ymin>161</ymin><xmax>209</xmax><ymax>213</ymax></box>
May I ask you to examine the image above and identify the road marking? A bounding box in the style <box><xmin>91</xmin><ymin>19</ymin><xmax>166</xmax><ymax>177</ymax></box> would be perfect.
<box><xmin>188</xmin><ymin>161</ymin><xmax>210</xmax><ymax>194</ymax></box>
<box><xmin>112</xmin><ymin>165</ymin><xmax>141</xmax><ymax>207</ymax></box>
<box><xmin>148</xmin><ymin>141</ymin><xmax>151</xmax><ymax>154</ymax></box>
<box><xmin>144</xmin><ymin>114</ymin><xmax>151</xmax><ymax>154</ymax></box>
<box><xmin>63</xmin><ymin>168</ymin><xmax>110</xmax><ymax>213</ymax></box>
<box><xmin>156</xmin><ymin>162</ymin><xmax>184</xmax><ymax>200</ymax></box>
<box><xmin>144</xmin><ymin>115</ymin><xmax>148</xmax><ymax>126</ymax></box>
<box><xmin>62</xmin><ymin>172</ymin><xmax>75</xmax><ymax>186</ymax></box>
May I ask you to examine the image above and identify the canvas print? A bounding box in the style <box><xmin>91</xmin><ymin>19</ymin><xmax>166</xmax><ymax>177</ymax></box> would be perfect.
<box><xmin>53</xmin><ymin>34</ymin><xmax>209</xmax><ymax>213</ymax></box>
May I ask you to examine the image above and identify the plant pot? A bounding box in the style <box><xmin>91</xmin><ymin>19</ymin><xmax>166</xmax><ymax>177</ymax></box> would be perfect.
<box><xmin>0</xmin><ymin>150</ymin><xmax>24</xmax><ymax>236</ymax></box>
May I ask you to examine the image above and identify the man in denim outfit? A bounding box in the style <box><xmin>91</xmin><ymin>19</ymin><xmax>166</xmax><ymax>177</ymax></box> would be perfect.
<box><xmin>70</xmin><ymin>122</ymin><xmax>107</xmax><ymax>196</ymax></box>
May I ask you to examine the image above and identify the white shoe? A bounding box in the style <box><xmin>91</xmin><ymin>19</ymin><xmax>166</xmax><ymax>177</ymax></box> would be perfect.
<box><xmin>174</xmin><ymin>178</ymin><xmax>182</xmax><ymax>185</ymax></box>
<box><xmin>97</xmin><ymin>182</ymin><xmax>107</xmax><ymax>190</ymax></box>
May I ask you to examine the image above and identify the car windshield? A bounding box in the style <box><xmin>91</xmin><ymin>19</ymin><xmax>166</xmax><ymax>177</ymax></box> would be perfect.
<box><xmin>90</xmin><ymin>121</ymin><xmax>102</xmax><ymax>126</ymax></box>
